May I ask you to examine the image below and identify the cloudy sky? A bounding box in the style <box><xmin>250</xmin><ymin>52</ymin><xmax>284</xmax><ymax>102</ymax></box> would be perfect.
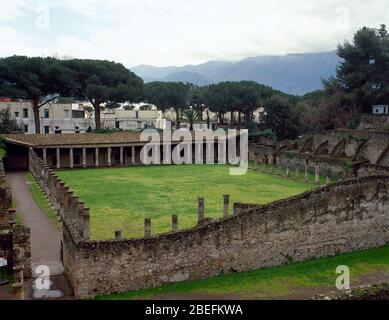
<box><xmin>0</xmin><ymin>0</ymin><xmax>387</xmax><ymax>67</ymax></box>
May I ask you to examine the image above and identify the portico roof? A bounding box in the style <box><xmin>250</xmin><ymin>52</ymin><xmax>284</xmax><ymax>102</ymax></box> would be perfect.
<box><xmin>2</xmin><ymin>132</ymin><xmax>147</xmax><ymax>148</ymax></box>
<box><xmin>2</xmin><ymin>130</ymin><xmax>233</xmax><ymax>148</ymax></box>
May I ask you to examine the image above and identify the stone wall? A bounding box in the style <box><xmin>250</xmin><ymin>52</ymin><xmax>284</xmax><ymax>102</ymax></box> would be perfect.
<box><xmin>357</xmin><ymin>164</ymin><xmax>389</xmax><ymax>177</ymax></box>
<box><xmin>64</xmin><ymin>176</ymin><xmax>389</xmax><ymax>298</ymax></box>
<box><xmin>29</xmin><ymin>148</ymin><xmax>389</xmax><ymax>299</ymax></box>
<box><xmin>0</xmin><ymin>158</ymin><xmax>32</xmax><ymax>280</ymax></box>
<box><xmin>250</xmin><ymin>129</ymin><xmax>389</xmax><ymax>180</ymax></box>
<box><xmin>358</xmin><ymin>114</ymin><xmax>389</xmax><ymax>131</ymax></box>
<box><xmin>12</xmin><ymin>225</ymin><xmax>32</xmax><ymax>278</ymax></box>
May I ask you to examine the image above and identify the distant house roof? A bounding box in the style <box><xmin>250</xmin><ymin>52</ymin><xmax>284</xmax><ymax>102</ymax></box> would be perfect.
<box><xmin>0</xmin><ymin>97</ymin><xmax>13</xmax><ymax>102</ymax></box>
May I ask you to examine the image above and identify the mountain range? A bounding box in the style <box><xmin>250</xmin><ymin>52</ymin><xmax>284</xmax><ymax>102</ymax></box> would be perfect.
<box><xmin>130</xmin><ymin>51</ymin><xmax>342</xmax><ymax>95</ymax></box>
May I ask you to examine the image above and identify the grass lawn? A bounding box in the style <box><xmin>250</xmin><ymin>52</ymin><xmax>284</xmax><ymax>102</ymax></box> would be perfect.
<box><xmin>56</xmin><ymin>164</ymin><xmax>312</xmax><ymax>240</ymax></box>
<box><xmin>97</xmin><ymin>245</ymin><xmax>389</xmax><ymax>300</ymax></box>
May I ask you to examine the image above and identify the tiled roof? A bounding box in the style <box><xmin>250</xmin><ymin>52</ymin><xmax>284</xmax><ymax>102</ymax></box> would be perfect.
<box><xmin>2</xmin><ymin>130</ymin><xmax>239</xmax><ymax>148</ymax></box>
<box><xmin>2</xmin><ymin>132</ymin><xmax>148</xmax><ymax>147</ymax></box>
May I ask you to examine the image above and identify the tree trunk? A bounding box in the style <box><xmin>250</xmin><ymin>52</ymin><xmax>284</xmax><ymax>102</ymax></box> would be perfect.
<box><xmin>174</xmin><ymin>108</ymin><xmax>180</xmax><ymax>129</ymax></box>
<box><xmin>94</xmin><ymin>101</ymin><xmax>101</xmax><ymax>129</ymax></box>
<box><xmin>32</xmin><ymin>99</ymin><xmax>40</xmax><ymax>134</ymax></box>
<box><xmin>245</xmin><ymin>111</ymin><xmax>251</xmax><ymax>126</ymax></box>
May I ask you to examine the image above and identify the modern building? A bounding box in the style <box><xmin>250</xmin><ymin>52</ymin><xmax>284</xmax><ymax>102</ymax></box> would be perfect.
<box><xmin>372</xmin><ymin>105</ymin><xmax>389</xmax><ymax>115</ymax></box>
<box><xmin>0</xmin><ymin>101</ymin><xmax>93</xmax><ymax>134</ymax></box>
<box><xmin>0</xmin><ymin>102</ymin><xmax>167</xmax><ymax>133</ymax></box>
<box><xmin>100</xmin><ymin>109</ymin><xmax>166</xmax><ymax>130</ymax></box>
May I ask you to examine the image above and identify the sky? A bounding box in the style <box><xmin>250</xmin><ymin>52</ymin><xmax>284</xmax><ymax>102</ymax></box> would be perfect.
<box><xmin>0</xmin><ymin>0</ymin><xmax>388</xmax><ymax>67</ymax></box>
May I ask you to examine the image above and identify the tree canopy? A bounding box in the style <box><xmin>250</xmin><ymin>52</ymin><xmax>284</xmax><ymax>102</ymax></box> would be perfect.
<box><xmin>325</xmin><ymin>24</ymin><xmax>389</xmax><ymax>113</ymax></box>
<box><xmin>144</xmin><ymin>81</ymin><xmax>191</xmax><ymax>127</ymax></box>
<box><xmin>63</xmin><ymin>59</ymin><xmax>144</xmax><ymax>128</ymax></box>
<box><xmin>0</xmin><ymin>55</ymin><xmax>73</xmax><ymax>133</ymax></box>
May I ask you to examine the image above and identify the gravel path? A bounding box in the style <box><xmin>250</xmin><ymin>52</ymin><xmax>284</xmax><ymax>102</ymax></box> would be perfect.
<box><xmin>6</xmin><ymin>172</ymin><xmax>72</xmax><ymax>299</ymax></box>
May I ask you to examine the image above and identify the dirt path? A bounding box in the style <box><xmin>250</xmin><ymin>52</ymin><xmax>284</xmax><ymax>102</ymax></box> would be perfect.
<box><xmin>6</xmin><ymin>172</ymin><xmax>72</xmax><ymax>299</ymax></box>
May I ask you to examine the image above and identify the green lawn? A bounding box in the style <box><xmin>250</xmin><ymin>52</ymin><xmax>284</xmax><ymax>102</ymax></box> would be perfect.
<box><xmin>97</xmin><ymin>245</ymin><xmax>389</xmax><ymax>300</ymax></box>
<box><xmin>56</xmin><ymin>164</ymin><xmax>312</xmax><ymax>240</ymax></box>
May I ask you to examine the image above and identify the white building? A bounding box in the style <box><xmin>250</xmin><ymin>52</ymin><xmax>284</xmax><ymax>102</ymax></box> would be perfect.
<box><xmin>100</xmin><ymin>109</ymin><xmax>166</xmax><ymax>130</ymax></box>
<box><xmin>372</xmin><ymin>105</ymin><xmax>389</xmax><ymax>115</ymax></box>
<box><xmin>0</xmin><ymin>101</ymin><xmax>93</xmax><ymax>134</ymax></box>
<box><xmin>0</xmin><ymin>101</ymin><xmax>166</xmax><ymax>133</ymax></box>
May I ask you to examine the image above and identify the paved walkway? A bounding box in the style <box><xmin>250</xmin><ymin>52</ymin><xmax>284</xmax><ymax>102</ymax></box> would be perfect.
<box><xmin>6</xmin><ymin>172</ymin><xmax>73</xmax><ymax>299</ymax></box>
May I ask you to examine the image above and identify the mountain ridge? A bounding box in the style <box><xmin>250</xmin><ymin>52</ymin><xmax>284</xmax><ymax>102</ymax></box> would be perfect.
<box><xmin>130</xmin><ymin>51</ymin><xmax>341</xmax><ymax>95</ymax></box>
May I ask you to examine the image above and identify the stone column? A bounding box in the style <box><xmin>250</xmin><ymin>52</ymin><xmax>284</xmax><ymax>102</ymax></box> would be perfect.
<box><xmin>69</xmin><ymin>148</ymin><xmax>74</xmax><ymax>169</ymax></box>
<box><xmin>198</xmin><ymin>197</ymin><xmax>205</xmax><ymax>224</ymax></box>
<box><xmin>277</xmin><ymin>158</ymin><xmax>282</xmax><ymax>175</ymax></box>
<box><xmin>43</xmin><ymin>148</ymin><xmax>47</xmax><ymax>164</ymax></box>
<box><xmin>172</xmin><ymin>214</ymin><xmax>178</xmax><ymax>232</ymax></box>
<box><xmin>95</xmin><ymin>148</ymin><xmax>99</xmax><ymax>167</ymax></box>
<box><xmin>304</xmin><ymin>159</ymin><xmax>309</xmax><ymax>181</ymax></box>
<box><xmin>56</xmin><ymin>148</ymin><xmax>61</xmax><ymax>169</ymax></box>
<box><xmin>326</xmin><ymin>166</ymin><xmax>331</xmax><ymax>184</ymax></box>
<box><xmin>315</xmin><ymin>164</ymin><xmax>320</xmax><ymax>184</ymax></box>
<box><xmin>82</xmin><ymin>148</ymin><xmax>86</xmax><ymax>168</ymax></box>
<box><xmin>286</xmin><ymin>160</ymin><xmax>290</xmax><ymax>177</ymax></box>
<box><xmin>295</xmin><ymin>160</ymin><xmax>300</xmax><ymax>178</ymax></box>
<box><xmin>144</xmin><ymin>218</ymin><xmax>151</xmax><ymax>238</ymax></box>
<box><xmin>120</xmin><ymin>147</ymin><xmax>124</xmax><ymax>166</ymax></box>
<box><xmin>107</xmin><ymin>147</ymin><xmax>112</xmax><ymax>167</ymax></box>
<box><xmin>223</xmin><ymin>194</ymin><xmax>230</xmax><ymax>218</ymax></box>
<box><xmin>132</xmin><ymin>146</ymin><xmax>136</xmax><ymax>164</ymax></box>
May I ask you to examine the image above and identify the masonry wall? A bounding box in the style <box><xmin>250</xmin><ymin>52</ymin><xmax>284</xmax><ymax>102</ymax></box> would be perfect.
<box><xmin>0</xmin><ymin>158</ymin><xmax>32</xmax><ymax>278</ymax></box>
<box><xmin>28</xmin><ymin>148</ymin><xmax>389</xmax><ymax>299</ymax></box>
<box><xmin>64</xmin><ymin>176</ymin><xmax>389</xmax><ymax>298</ymax></box>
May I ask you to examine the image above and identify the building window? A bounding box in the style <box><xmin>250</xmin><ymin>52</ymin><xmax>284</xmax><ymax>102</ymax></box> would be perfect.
<box><xmin>44</xmin><ymin>126</ymin><xmax>50</xmax><ymax>134</ymax></box>
<box><xmin>75</xmin><ymin>126</ymin><xmax>80</xmax><ymax>133</ymax></box>
<box><xmin>24</xmin><ymin>125</ymin><xmax>28</xmax><ymax>132</ymax></box>
<box><xmin>135</xmin><ymin>111</ymin><xmax>139</xmax><ymax>119</ymax></box>
<box><xmin>14</xmin><ymin>111</ymin><xmax>19</xmax><ymax>118</ymax></box>
<box><xmin>64</xmin><ymin>110</ymin><xmax>70</xmax><ymax>119</ymax></box>
<box><xmin>54</xmin><ymin>126</ymin><xmax>62</xmax><ymax>134</ymax></box>
<box><xmin>115</xmin><ymin>121</ymin><xmax>120</xmax><ymax>129</ymax></box>
<box><xmin>23</xmin><ymin>108</ymin><xmax>28</xmax><ymax>118</ymax></box>
<box><xmin>44</xmin><ymin>109</ymin><xmax>49</xmax><ymax>118</ymax></box>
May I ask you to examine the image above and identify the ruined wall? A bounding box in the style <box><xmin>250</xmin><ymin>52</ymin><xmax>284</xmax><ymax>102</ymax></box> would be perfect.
<box><xmin>29</xmin><ymin>148</ymin><xmax>389</xmax><ymax>299</ymax></box>
<box><xmin>250</xmin><ymin>129</ymin><xmax>389</xmax><ymax>180</ymax></box>
<box><xmin>63</xmin><ymin>176</ymin><xmax>389</xmax><ymax>299</ymax></box>
<box><xmin>357</xmin><ymin>164</ymin><xmax>389</xmax><ymax>177</ymax></box>
<box><xmin>0</xmin><ymin>159</ymin><xmax>32</xmax><ymax>278</ymax></box>
<box><xmin>358</xmin><ymin>114</ymin><xmax>389</xmax><ymax>131</ymax></box>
